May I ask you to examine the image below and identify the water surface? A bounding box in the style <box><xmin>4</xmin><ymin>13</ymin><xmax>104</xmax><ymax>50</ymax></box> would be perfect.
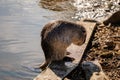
<box><xmin>0</xmin><ymin>0</ymin><xmax>56</xmax><ymax>80</ymax></box>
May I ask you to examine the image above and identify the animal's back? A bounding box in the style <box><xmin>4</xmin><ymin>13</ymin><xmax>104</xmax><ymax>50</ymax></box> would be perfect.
<box><xmin>41</xmin><ymin>20</ymin><xmax>86</xmax><ymax>61</ymax></box>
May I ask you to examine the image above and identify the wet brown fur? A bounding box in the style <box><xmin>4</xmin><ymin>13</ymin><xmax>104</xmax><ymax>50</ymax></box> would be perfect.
<box><xmin>40</xmin><ymin>20</ymin><xmax>86</xmax><ymax>70</ymax></box>
<box><xmin>103</xmin><ymin>11</ymin><xmax>120</xmax><ymax>26</ymax></box>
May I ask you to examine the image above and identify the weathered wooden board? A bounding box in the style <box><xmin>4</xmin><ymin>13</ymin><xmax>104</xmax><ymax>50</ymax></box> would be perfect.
<box><xmin>34</xmin><ymin>21</ymin><xmax>96</xmax><ymax>80</ymax></box>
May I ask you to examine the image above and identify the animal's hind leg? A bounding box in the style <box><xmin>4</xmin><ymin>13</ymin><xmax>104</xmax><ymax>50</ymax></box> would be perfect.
<box><xmin>39</xmin><ymin>58</ymin><xmax>51</xmax><ymax>70</ymax></box>
<box><xmin>63</xmin><ymin>51</ymin><xmax>75</xmax><ymax>62</ymax></box>
<box><xmin>63</xmin><ymin>56</ymin><xmax>75</xmax><ymax>62</ymax></box>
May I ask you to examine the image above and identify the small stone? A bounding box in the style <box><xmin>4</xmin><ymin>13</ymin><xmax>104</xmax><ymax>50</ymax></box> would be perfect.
<box><xmin>117</xmin><ymin>50</ymin><xmax>120</xmax><ymax>55</ymax></box>
<box><xmin>114</xmin><ymin>43</ymin><xmax>120</xmax><ymax>50</ymax></box>
<box><xmin>92</xmin><ymin>40</ymin><xmax>100</xmax><ymax>48</ymax></box>
<box><xmin>105</xmin><ymin>9</ymin><xmax>110</xmax><ymax>12</ymax></box>
<box><xmin>93</xmin><ymin>3</ymin><xmax>100</xmax><ymax>7</ymax></box>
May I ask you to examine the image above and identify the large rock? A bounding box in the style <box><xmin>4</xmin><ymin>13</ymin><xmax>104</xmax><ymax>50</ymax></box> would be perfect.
<box><xmin>103</xmin><ymin>11</ymin><xmax>120</xmax><ymax>26</ymax></box>
<box><xmin>81</xmin><ymin>60</ymin><xmax>109</xmax><ymax>80</ymax></box>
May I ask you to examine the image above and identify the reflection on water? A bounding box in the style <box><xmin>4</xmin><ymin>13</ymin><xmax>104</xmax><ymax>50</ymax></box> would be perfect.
<box><xmin>0</xmin><ymin>0</ymin><xmax>56</xmax><ymax>80</ymax></box>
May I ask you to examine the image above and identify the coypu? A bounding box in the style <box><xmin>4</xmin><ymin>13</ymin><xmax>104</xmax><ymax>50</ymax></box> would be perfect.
<box><xmin>40</xmin><ymin>20</ymin><xmax>86</xmax><ymax>70</ymax></box>
<box><xmin>103</xmin><ymin>11</ymin><xmax>120</xmax><ymax>26</ymax></box>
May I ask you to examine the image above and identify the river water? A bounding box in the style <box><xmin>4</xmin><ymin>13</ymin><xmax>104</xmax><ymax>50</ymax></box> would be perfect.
<box><xmin>0</xmin><ymin>0</ymin><xmax>57</xmax><ymax>80</ymax></box>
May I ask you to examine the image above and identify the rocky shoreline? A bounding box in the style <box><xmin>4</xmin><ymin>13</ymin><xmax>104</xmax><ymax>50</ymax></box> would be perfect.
<box><xmin>65</xmin><ymin>18</ymin><xmax>120</xmax><ymax>80</ymax></box>
<box><xmin>86</xmin><ymin>24</ymin><xmax>120</xmax><ymax>80</ymax></box>
<box><xmin>38</xmin><ymin>0</ymin><xmax>120</xmax><ymax>80</ymax></box>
